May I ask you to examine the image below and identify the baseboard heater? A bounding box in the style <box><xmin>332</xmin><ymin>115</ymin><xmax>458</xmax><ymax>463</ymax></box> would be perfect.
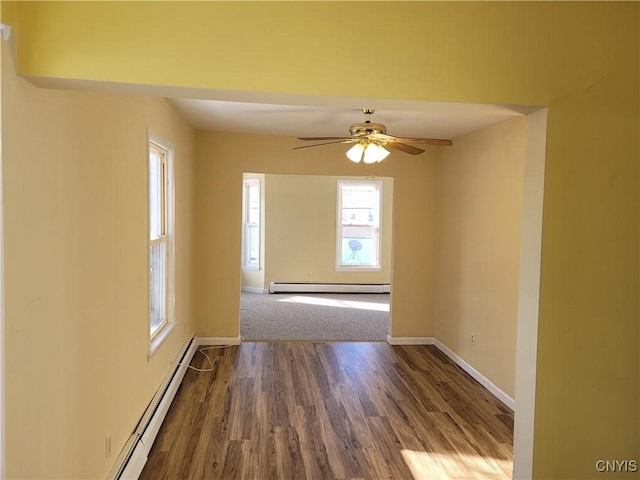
<box><xmin>107</xmin><ymin>337</ymin><xmax>198</xmax><ymax>480</ymax></box>
<box><xmin>269</xmin><ymin>282</ymin><xmax>390</xmax><ymax>294</ymax></box>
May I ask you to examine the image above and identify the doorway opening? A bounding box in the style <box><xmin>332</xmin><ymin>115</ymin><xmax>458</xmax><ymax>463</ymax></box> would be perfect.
<box><xmin>239</xmin><ymin>173</ymin><xmax>394</xmax><ymax>342</ymax></box>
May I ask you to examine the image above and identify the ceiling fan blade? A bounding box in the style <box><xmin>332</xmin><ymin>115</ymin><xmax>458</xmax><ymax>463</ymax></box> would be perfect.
<box><xmin>386</xmin><ymin>142</ymin><xmax>425</xmax><ymax>155</ymax></box>
<box><xmin>292</xmin><ymin>140</ymin><xmax>355</xmax><ymax>150</ymax></box>
<box><xmin>369</xmin><ymin>132</ymin><xmax>452</xmax><ymax>146</ymax></box>
<box><xmin>392</xmin><ymin>136</ymin><xmax>453</xmax><ymax>146</ymax></box>
<box><xmin>297</xmin><ymin>136</ymin><xmax>354</xmax><ymax>141</ymax></box>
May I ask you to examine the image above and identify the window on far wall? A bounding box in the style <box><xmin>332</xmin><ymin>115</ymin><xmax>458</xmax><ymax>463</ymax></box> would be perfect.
<box><xmin>148</xmin><ymin>135</ymin><xmax>175</xmax><ymax>354</ymax></box>
<box><xmin>242</xmin><ymin>177</ymin><xmax>261</xmax><ymax>270</ymax></box>
<box><xmin>336</xmin><ymin>179</ymin><xmax>382</xmax><ymax>271</ymax></box>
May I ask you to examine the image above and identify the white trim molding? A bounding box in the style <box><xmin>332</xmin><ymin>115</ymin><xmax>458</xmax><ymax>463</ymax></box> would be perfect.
<box><xmin>386</xmin><ymin>336</ymin><xmax>435</xmax><ymax>345</ymax></box>
<box><xmin>0</xmin><ymin>24</ymin><xmax>11</xmax><ymax>42</ymax></box>
<box><xmin>0</xmin><ymin>36</ymin><xmax>5</xmax><ymax>478</ymax></box>
<box><xmin>270</xmin><ymin>282</ymin><xmax>390</xmax><ymax>294</ymax></box>
<box><xmin>433</xmin><ymin>339</ymin><xmax>515</xmax><ymax>411</ymax></box>
<box><xmin>241</xmin><ymin>287</ymin><xmax>267</xmax><ymax>294</ymax></box>
<box><xmin>512</xmin><ymin>108</ymin><xmax>547</xmax><ymax>478</ymax></box>
<box><xmin>147</xmin><ymin>323</ymin><xmax>176</xmax><ymax>360</ymax></box>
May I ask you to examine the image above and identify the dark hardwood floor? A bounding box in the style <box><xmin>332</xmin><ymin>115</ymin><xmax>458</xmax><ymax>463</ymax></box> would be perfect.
<box><xmin>140</xmin><ymin>342</ymin><xmax>513</xmax><ymax>479</ymax></box>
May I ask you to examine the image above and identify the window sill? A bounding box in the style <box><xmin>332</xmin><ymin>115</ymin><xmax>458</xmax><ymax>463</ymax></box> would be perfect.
<box><xmin>148</xmin><ymin>322</ymin><xmax>176</xmax><ymax>359</ymax></box>
<box><xmin>242</xmin><ymin>265</ymin><xmax>261</xmax><ymax>272</ymax></box>
<box><xmin>336</xmin><ymin>265</ymin><xmax>382</xmax><ymax>272</ymax></box>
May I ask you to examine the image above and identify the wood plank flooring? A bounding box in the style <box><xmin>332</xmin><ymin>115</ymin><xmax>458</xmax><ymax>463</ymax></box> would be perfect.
<box><xmin>140</xmin><ymin>342</ymin><xmax>513</xmax><ymax>480</ymax></box>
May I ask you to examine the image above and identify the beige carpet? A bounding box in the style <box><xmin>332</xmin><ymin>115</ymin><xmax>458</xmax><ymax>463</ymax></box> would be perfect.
<box><xmin>240</xmin><ymin>292</ymin><xmax>390</xmax><ymax>341</ymax></box>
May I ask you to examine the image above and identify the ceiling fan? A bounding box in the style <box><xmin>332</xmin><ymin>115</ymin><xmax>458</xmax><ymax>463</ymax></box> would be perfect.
<box><xmin>293</xmin><ymin>109</ymin><xmax>453</xmax><ymax>164</ymax></box>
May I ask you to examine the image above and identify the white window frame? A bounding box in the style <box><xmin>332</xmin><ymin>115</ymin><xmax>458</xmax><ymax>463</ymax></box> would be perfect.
<box><xmin>148</xmin><ymin>131</ymin><xmax>175</xmax><ymax>357</ymax></box>
<box><xmin>335</xmin><ymin>179</ymin><xmax>383</xmax><ymax>271</ymax></box>
<box><xmin>241</xmin><ymin>177</ymin><xmax>261</xmax><ymax>271</ymax></box>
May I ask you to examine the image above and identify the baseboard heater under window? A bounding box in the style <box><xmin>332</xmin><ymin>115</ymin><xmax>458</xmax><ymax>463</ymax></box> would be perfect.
<box><xmin>269</xmin><ymin>282</ymin><xmax>390</xmax><ymax>294</ymax></box>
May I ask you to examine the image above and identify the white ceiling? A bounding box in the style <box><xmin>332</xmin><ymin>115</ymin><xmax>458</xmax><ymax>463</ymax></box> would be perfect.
<box><xmin>30</xmin><ymin>75</ymin><xmax>539</xmax><ymax>139</ymax></box>
<box><xmin>168</xmin><ymin>96</ymin><xmax>539</xmax><ymax>140</ymax></box>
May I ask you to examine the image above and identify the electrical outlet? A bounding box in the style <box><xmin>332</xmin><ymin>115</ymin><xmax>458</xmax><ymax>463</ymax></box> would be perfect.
<box><xmin>105</xmin><ymin>434</ymin><xmax>112</xmax><ymax>458</ymax></box>
<box><xmin>471</xmin><ymin>333</ymin><xmax>475</xmax><ymax>345</ymax></box>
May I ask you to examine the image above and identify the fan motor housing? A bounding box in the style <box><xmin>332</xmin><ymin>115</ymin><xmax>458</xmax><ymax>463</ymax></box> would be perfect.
<box><xmin>349</xmin><ymin>122</ymin><xmax>387</xmax><ymax>137</ymax></box>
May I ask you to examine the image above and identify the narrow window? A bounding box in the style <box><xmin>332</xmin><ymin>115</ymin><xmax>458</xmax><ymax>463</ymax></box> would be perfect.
<box><xmin>148</xmin><ymin>136</ymin><xmax>174</xmax><ymax>352</ymax></box>
<box><xmin>336</xmin><ymin>180</ymin><xmax>382</xmax><ymax>270</ymax></box>
<box><xmin>242</xmin><ymin>178</ymin><xmax>261</xmax><ymax>270</ymax></box>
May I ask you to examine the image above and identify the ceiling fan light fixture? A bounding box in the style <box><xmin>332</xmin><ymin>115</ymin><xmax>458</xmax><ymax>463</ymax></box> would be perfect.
<box><xmin>346</xmin><ymin>143</ymin><xmax>365</xmax><ymax>163</ymax></box>
<box><xmin>363</xmin><ymin>143</ymin><xmax>390</xmax><ymax>163</ymax></box>
<box><xmin>294</xmin><ymin>109</ymin><xmax>452</xmax><ymax>158</ymax></box>
<box><xmin>346</xmin><ymin>142</ymin><xmax>390</xmax><ymax>164</ymax></box>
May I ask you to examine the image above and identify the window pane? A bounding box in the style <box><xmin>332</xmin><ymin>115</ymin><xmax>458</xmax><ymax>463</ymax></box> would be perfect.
<box><xmin>150</xmin><ymin>241</ymin><xmax>166</xmax><ymax>336</ymax></box>
<box><xmin>247</xmin><ymin>224</ymin><xmax>259</xmax><ymax>265</ymax></box>
<box><xmin>341</xmin><ymin>226</ymin><xmax>375</xmax><ymax>265</ymax></box>
<box><xmin>242</xmin><ymin>178</ymin><xmax>261</xmax><ymax>268</ymax></box>
<box><xmin>338</xmin><ymin>182</ymin><xmax>380</xmax><ymax>268</ymax></box>
<box><xmin>342</xmin><ymin>186</ymin><xmax>377</xmax><ymax>226</ymax></box>
<box><xmin>149</xmin><ymin>150</ymin><xmax>163</xmax><ymax>239</ymax></box>
<box><xmin>248</xmin><ymin>184</ymin><xmax>260</xmax><ymax>225</ymax></box>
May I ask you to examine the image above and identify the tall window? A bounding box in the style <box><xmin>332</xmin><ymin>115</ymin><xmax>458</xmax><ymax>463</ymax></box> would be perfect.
<box><xmin>336</xmin><ymin>180</ymin><xmax>382</xmax><ymax>270</ymax></box>
<box><xmin>149</xmin><ymin>137</ymin><xmax>174</xmax><ymax>350</ymax></box>
<box><xmin>242</xmin><ymin>178</ymin><xmax>261</xmax><ymax>269</ymax></box>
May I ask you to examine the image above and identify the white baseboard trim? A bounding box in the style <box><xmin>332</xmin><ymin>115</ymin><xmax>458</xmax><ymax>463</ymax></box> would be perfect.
<box><xmin>433</xmin><ymin>339</ymin><xmax>515</xmax><ymax>411</ymax></box>
<box><xmin>241</xmin><ymin>287</ymin><xmax>267</xmax><ymax>294</ymax></box>
<box><xmin>196</xmin><ymin>336</ymin><xmax>242</xmax><ymax>346</ymax></box>
<box><xmin>386</xmin><ymin>335</ymin><xmax>435</xmax><ymax>345</ymax></box>
<box><xmin>270</xmin><ymin>282</ymin><xmax>390</xmax><ymax>294</ymax></box>
<box><xmin>385</xmin><ymin>335</ymin><xmax>514</xmax><ymax>411</ymax></box>
<box><xmin>108</xmin><ymin>337</ymin><xmax>198</xmax><ymax>479</ymax></box>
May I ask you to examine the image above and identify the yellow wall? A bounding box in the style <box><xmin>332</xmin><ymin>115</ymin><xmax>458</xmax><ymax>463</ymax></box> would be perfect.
<box><xmin>4</xmin><ymin>2</ymin><xmax>640</xmax><ymax>478</ymax></box>
<box><xmin>1</xmin><ymin>46</ymin><xmax>196</xmax><ymax>478</ymax></box>
<box><xmin>434</xmin><ymin>117</ymin><xmax>526</xmax><ymax>399</ymax></box>
<box><xmin>11</xmin><ymin>1</ymin><xmax>621</xmax><ymax>107</ymax></box>
<box><xmin>263</xmin><ymin>174</ymin><xmax>393</xmax><ymax>288</ymax></box>
<box><xmin>195</xmin><ymin>131</ymin><xmax>439</xmax><ymax>339</ymax></box>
